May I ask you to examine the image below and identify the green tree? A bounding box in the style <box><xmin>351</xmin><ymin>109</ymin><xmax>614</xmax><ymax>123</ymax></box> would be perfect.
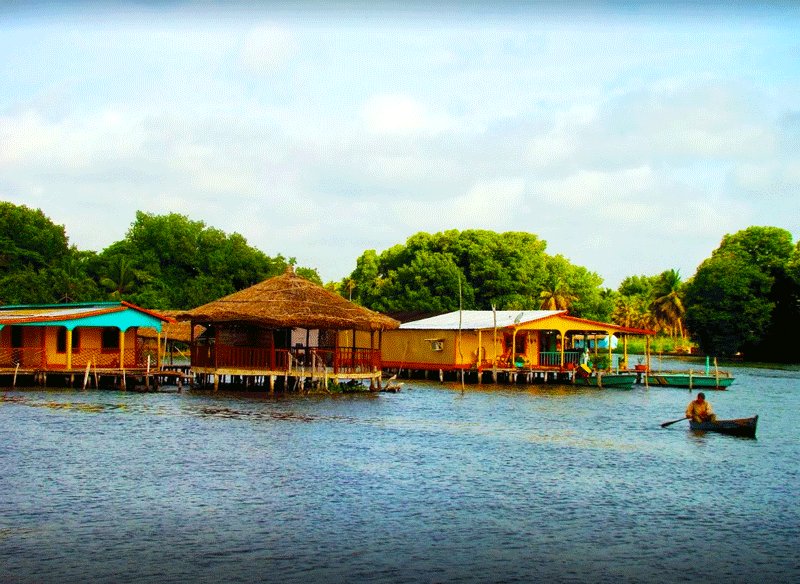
<box><xmin>539</xmin><ymin>278</ymin><xmax>576</xmax><ymax>310</ymax></box>
<box><xmin>94</xmin><ymin>212</ymin><xmax>304</xmax><ymax>309</ymax></box>
<box><xmin>0</xmin><ymin>203</ymin><xmax>90</xmax><ymax>304</ymax></box>
<box><xmin>343</xmin><ymin>229</ymin><xmax>603</xmax><ymax>315</ymax></box>
<box><xmin>0</xmin><ymin>202</ymin><xmax>70</xmax><ymax>271</ymax></box>
<box><xmin>650</xmin><ymin>269</ymin><xmax>685</xmax><ymax>339</ymax></box>
<box><xmin>684</xmin><ymin>227</ymin><xmax>795</xmax><ymax>359</ymax></box>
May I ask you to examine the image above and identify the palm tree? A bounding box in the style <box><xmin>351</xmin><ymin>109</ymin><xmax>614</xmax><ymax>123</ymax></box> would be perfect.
<box><xmin>650</xmin><ymin>269</ymin><xmax>685</xmax><ymax>339</ymax></box>
<box><xmin>539</xmin><ymin>279</ymin><xmax>577</xmax><ymax>311</ymax></box>
<box><xmin>342</xmin><ymin>277</ymin><xmax>356</xmax><ymax>301</ymax></box>
<box><xmin>100</xmin><ymin>256</ymin><xmax>138</xmax><ymax>300</ymax></box>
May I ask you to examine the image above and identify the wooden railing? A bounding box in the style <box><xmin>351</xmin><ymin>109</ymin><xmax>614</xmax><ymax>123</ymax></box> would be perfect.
<box><xmin>191</xmin><ymin>344</ymin><xmax>381</xmax><ymax>374</ymax></box>
<box><xmin>538</xmin><ymin>351</ymin><xmax>581</xmax><ymax>368</ymax></box>
<box><xmin>0</xmin><ymin>343</ymin><xmax>148</xmax><ymax>370</ymax></box>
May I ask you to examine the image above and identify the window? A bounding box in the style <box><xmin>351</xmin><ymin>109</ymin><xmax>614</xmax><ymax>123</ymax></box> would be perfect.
<box><xmin>101</xmin><ymin>327</ymin><xmax>120</xmax><ymax>350</ymax></box>
<box><xmin>10</xmin><ymin>326</ymin><xmax>24</xmax><ymax>348</ymax></box>
<box><xmin>426</xmin><ymin>338</ymin><xmax>445</xmax><ymax>352</ymax></box>
<box><xmin>56</xmin><ymin>328</ymin><xmax>81</xmax><ymax>353</ymax></box>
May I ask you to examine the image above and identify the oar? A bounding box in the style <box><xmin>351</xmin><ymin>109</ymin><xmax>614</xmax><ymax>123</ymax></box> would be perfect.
<box><xmin>661</xmin><ymin>416</ymin><xmax>689</xmax><ymax>428</ymax></box>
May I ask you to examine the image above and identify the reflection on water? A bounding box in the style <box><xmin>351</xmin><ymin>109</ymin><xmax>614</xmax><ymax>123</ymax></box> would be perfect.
<box><xmin>1</xmin><ymin>359</ymin><xmax>799</xmax><ymax>583</ymax></box>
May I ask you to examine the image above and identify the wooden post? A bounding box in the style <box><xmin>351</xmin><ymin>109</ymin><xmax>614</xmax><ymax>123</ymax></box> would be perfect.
<box><xmin>13</xmin><ymin>363</ymin><xmax>19</xmax><ymax>387</ymax></box>
<box><xmin>83</xmin><ymin>361</ymin><xmax>91</xmax><ymax>389</ymax></box>
<box><xmin>492</xmin><ymin>305</ymin><xmax>497</xmax><ymax>381</ymax></box>
<box><xmin>118</xmin><ymin>329</ymin><xmax>125</xmax><ymax>371</ymax></box>
<box><xmin>66</xmin><ymin>328</ymin><xmax>73</xmax><ymax>371</ymax></box>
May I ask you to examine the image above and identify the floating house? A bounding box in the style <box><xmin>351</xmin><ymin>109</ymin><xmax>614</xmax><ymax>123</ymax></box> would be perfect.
<box><xmin>179</xmin><ymin>267</ymin><xmax>400</xmax><ymax>391</ymax></box>
<box><xmin>0</xmin><ymin>301</ymin><xmax>173</xmax><ymax>387</ymax></box>
<box><xmin>381</xmin><ymin>310</ymin><xmax>654</xmax><ymax>383</ymax></box>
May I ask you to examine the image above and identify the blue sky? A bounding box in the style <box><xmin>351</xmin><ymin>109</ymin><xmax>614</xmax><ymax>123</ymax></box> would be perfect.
<box><xmin>2</xmin><ymin>2</ymin><xmax>799</xmax><ymax>288</ymax></box>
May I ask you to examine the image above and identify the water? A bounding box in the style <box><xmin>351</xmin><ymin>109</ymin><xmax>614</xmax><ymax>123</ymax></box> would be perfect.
<box><xmin>1</xmin><ymin>358</ymin><xmax>798</xmax><ymax>583</ymax></box>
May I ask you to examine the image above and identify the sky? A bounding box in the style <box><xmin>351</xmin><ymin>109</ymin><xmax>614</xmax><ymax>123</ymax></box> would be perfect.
<box><xmin>2</xmin><ymin>2</ymin><xmax>799</xmax><ymax>288</ymax></box>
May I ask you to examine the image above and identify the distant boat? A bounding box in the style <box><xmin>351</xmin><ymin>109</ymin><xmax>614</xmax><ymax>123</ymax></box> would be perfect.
<box><xmin>689</xmin><ymin>415</ymin><xmax>757</xmax><ymax>438</ymax></box>
<box><xmin>643</xmin><ymin>371</ymin><xmax>734</xmax><ymax>390</ymax></box>
<box><xmin>574</xmin><ymin>372</ymin><xmax>637</xmax><ymax>389</ymax></box>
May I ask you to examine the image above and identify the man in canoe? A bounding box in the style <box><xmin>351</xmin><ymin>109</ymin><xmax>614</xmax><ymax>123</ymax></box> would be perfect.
<box><xmin>686</xmin><ymin>392</ymin><xmax>717</xmax><ymax>423</ymax></box>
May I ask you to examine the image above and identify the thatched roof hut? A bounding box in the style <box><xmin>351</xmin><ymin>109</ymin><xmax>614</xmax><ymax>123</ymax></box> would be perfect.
<box><xmin>138</xmin><ymin>310</ymin><xmax>205</xmax><ymax>343</ymax></box>
<box><xmin>178</xmin><ymin>267</ymin><xmax>399</xmax><ymax>332</ymax></box>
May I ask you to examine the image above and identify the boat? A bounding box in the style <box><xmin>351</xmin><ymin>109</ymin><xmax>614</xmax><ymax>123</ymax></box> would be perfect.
<box><xmin>689</xmin><ymin>415</ymin><xmax>758</xmax><ymax>438</ymax></box>
<box><xmin>642</xmin><ymin>371</ymin><xmax>734</xmax><ymax>390</ymax></box>
<box><xmin>574</xmin><ymin>372</ymin><xmax>637</xmax><ymax>389</ymax></box>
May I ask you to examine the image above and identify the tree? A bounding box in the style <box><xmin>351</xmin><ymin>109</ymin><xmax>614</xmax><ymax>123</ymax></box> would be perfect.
<box><xmin>0</xmin><ymin>202</ymin><xmax>70</xmax><ymax>271</ymax></box>
<box><xmin>94</xmin><ymin>212</ymin><xmax>305</xmax><ymax>309</ymax></box>
<box><xmin>650</xmin><ymin>269</ymin><xmax>685</xmax><ymax>339</ymax></box>
<box><xmin>0</xmin><ymin>203</ymin><xmax>87</xmax><ymax>304</ymax></box>
<box><xmin>343</xmin><ymin>229</ymin><xmax>602</xmax><ymax>315</ymax></box>
<box><xmin>684</xmin><ymin>227</ymin><xmax>795</xmax><ymax>359</ymax></box>
<box><xmin>539</xmin><ymin>278</ymin><xmax>576</xmax><ymax>310</ymax></box>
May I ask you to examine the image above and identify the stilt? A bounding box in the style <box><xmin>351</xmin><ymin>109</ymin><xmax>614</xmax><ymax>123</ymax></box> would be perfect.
<box><xmin>269</xmin><ymin>375</ymin><xmax>275</xmax><ymax>394</ymax></box>
<box><xmin>439</xmin><ymin>369</ymin><xmax>444</xmax><ymax>383</ymax></box>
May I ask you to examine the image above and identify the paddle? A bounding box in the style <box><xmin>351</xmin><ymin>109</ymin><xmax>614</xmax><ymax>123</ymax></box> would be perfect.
<box><xmin>661</xmin><ymin>416</ymin><xmax>689</xmax><ymax>428</ymax></box>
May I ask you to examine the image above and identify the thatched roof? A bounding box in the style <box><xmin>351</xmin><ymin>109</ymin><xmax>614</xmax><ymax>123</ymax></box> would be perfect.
<box><xmin>138</xmin><ymin>310</ymin><xmax>206</xmax><ymax>342</ymax></box>
<box><xmin>178</xmin><ymin>267</ymin><xmax>400</xmax><ymax>332</ymax></box>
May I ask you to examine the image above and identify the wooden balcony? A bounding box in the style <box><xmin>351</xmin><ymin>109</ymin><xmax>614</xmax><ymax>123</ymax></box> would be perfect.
<box><xmin>190</xmin><ymin>344</ymin><xmax>381</xmax><ymax>375</ymax></box>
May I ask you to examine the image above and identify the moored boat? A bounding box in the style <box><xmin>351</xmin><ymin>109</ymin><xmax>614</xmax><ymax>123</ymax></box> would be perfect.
<box><xmin>643</xmin><ymin>371</ymin><xmax>734</xmax><ymax>390</ymax></box>
<box><xmin>574</xmin><ymin>372</ymin><xmax>637</xmax><ymax>389</ymax></box>
<box><xmin>689</xmin><ymin>415</ymin><xmax>757</xmax><ymax>438</ymax></box>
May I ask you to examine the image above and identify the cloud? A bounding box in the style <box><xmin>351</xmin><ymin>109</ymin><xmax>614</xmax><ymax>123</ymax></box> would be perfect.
<box><xmin>240</xmin><ymin>24</ymin><xmax>297</xmax><ymax>73</ymax></box>
<box><xmin>361</xmin><ymin>94</ymin><xmax>453</xmax><ymax>136</ymax></box>
<box><xmin>535</xmin><ymin>167</ymin><xmax>655</xmax><ymax>208</ymax></box>
<box><xmin>391</xmin><ymin>178</ymin><xmax>526</xmax><ymax>231</ymax></box>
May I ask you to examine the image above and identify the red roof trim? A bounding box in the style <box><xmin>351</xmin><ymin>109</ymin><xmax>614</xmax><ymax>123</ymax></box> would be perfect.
<box><xmin>558</xmin><ymin>314</ymin><xmax>655</xmax><ymax>335</ymax></box>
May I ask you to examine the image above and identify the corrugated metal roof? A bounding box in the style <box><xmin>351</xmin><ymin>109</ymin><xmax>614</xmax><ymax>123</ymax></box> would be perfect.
<box><xmin>399</xmin><ymin>310</ymin><xmax>565</xmax><ymax>330</ymax></box>
<box><xmin>0</xmin><ymin>305</ymin><xmax>120</xmax><ymax>323</ymax></box>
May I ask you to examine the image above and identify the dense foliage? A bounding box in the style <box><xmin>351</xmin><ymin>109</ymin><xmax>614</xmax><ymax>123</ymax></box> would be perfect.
<box><xmin>684</xmin><ymin>226</ymin><xmax>799</xmax><ymax>361</ymax></box>
<box><xmin>0</xmin><ymin>204</ymin><xmax>319</xmax><ymax>309</ymax></box>
<box><xmin>340</xmin><ymin>229</ymin><xmax>611</xmax><ymax>320</ymax></box>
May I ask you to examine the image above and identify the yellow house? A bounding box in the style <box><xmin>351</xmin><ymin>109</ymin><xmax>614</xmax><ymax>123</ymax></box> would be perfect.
<box><xmin>381</xmin><ymin>310</ymin><xmax>653</xmax><ymax>376</ymax></box>
<box><xmin>0</xmin><ymin>301</ymin><xmax>173</xmax><ymax>376</ymax></box>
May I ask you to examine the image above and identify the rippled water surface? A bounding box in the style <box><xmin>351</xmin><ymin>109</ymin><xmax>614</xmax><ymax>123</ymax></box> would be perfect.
<box><xmin>2</xmin><ymin>358</ymin><xmax>798</xmax><ymax>583</ymax></box>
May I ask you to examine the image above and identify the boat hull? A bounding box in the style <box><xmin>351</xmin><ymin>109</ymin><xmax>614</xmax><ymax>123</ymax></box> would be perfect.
<box><xmin>575</xmin><ymin>373</ymin><xmax>637</xmax><ymax>389</ymax></box>
<box><xmin>644</xmin><ymin>373</ymin><xmax>734</xmax><ymax>390</ymax></box>
<box><xmin>689</xmin><ymin>415</ymin><xmax>757</xmax><ymax>438</ymax></box>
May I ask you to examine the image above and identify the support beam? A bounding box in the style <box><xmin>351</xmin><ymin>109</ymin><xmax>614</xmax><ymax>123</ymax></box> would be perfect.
<box><xmin>66</xmin><ymin>329</ymin><xmax>73</xmax><ymax>371</ymax></box>
<box><xmin>119</xmin><ymin>329</ymin><xmax>125</xmax><ymax>371</ymax></box>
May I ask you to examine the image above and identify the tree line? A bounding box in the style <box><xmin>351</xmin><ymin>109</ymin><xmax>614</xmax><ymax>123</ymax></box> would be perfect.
<box><xmin>2</xmin><ymin>202</ymin><xmax>798</xmax><ymax>362</ymax></box>
<box><xmin>0</xmin><ymin>203</ymin><xmax>320</xmax><ymax>310</ymax></box>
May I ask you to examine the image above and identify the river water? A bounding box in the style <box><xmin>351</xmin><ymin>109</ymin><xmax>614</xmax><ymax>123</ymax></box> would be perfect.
<box><xmin>1</xmin><ymin>357</ymin><xmax>798</xmax><ymax>584</ymax></box>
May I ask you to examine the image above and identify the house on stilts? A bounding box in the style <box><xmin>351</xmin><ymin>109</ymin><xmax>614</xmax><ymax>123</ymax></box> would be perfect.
<box><xmin>178</xmin><ymin>266</ymin><xmax>400</xmax><ymax>392</ymax></box>
<box><xmin>380</xmin><ymin>309</ymin><xmax>654</xmax><ymax>384</ymax></box>
<box><xmin>0</xmin><ymin>301</ymin><xmax>174</xmax><ymax>388</ymax></box>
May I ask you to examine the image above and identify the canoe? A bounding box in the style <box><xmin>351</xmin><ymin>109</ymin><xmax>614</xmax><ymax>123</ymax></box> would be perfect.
<box><xmin>643</xmin><ymin>372</ymin><xmax>734</xmax><ymax>390</ymax></box>
<box><xmin>689</xmin><ymin>415</ymin><xmax>757</xmax><ymax>438</ymax></box>
<box><xmin>574</xmin><ymin>372</ymin><xmax>637</xmax><ymax>389</ymax></box>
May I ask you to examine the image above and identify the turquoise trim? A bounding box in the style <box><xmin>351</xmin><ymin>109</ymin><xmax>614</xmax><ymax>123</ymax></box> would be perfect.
<box><xmin>4</xmin><ymin>307</ymin><xmax>164</xmax><ymax>332</ymax></box>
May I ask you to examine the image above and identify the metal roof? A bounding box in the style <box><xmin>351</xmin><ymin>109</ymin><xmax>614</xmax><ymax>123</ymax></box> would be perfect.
<box><xmin>399</xmin><ymin>310</ymin><xmax>566</xmax><ymax>330</ymax></box>
<box><xmin>0</xmin><ymin>302</ymin><xmax>172</xmax><ymax>331</ymax></box>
